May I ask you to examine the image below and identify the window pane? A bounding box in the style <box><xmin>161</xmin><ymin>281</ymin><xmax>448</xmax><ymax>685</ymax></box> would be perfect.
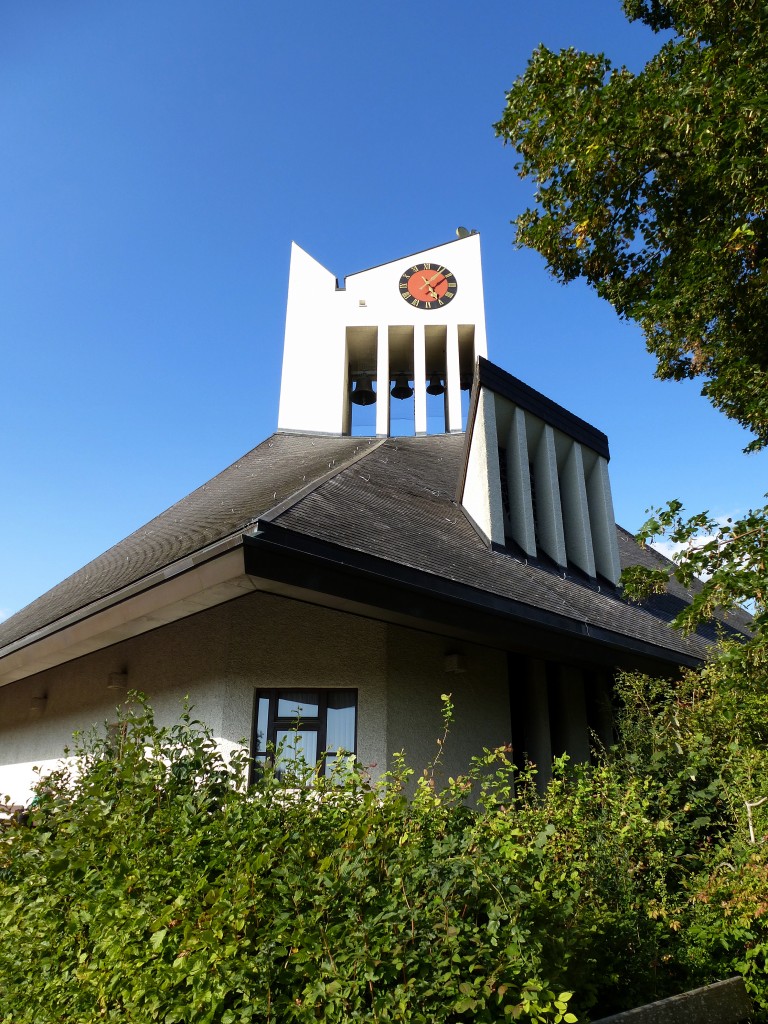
<box><xmin>277</xmin><ymin>691</ymin><xmax>319</xmax><ymax>718</ymax></box>
<box><xmin>275</xmin><ymin>729</ymin><xmax>318</xmax><ymax>769</ymax></box>
<box><xmin>255</xmin><ymin>697</ymin><xmax>270</xmax><ymax>753</ymax></box>
<box><xmin>326</xmin><ymin>691</ymin><xmax>356</xmax><ymax>755</ymax></box>
<box><xmin>250</xmin><ymin>689</ymin><xmax>357</xmax><ymax>784</ymax></box>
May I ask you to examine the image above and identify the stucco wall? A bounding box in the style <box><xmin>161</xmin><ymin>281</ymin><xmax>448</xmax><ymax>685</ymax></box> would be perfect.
<box><xmin>385</xmin><ymin>629</ymin><xmax>509</xmax><ymax>785</ymax></box>
<box><xmin>0</xmin><ymin>592</ymin><xmax>512</xmax><ymax>804</ymax></box>
<box><xmin>0</xmin><ymin>602</ymin><xmax>231</xmax><ymax>803</ymax></box>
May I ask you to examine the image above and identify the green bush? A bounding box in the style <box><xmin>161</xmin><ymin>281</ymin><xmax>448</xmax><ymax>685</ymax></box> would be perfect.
<box><xmin>607</xmin><ymin>650</ymin><xmax>768</xmax><ymax>1016</ymax></box>
<box><xmin>0</xmin><ymin>697</ymin><xmax>583</xmax><ymax>1024</ymax></box>
<box><xmin>2</xmin><ymin>670</ymin><xmax>767</xmax><ymax>1024</ymax></box>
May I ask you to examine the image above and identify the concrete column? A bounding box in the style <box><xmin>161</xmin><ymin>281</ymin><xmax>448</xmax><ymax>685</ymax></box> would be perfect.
<box><xmin>533</xmin><ymin>425</ymin><xmax>566</xmax><ymax>567</ymax></box>
<box><xmin>375</xmin><ymin>325</ymin><xmax>390</xmax><ymax>437</ymax></box>
<box><xmin>555</xmin><ymin>666</ymin><xmax>590</xmax><ymax>765</ymax></box>
<box><xmin>413</xmin><ymin>325</ymin><xmax>427</xmax><ymax>436</ymax></box>
<box><xmin>589</xmin><ymin>673</ymin><xmax>615</xmax><ymax>750</ymax></box>
<box><xmin>560</xmin><ymin>441</ymin><xmax>596</xmax><ymax>577</ymax></box>
<box><xmin>525</xmin><ymin>659</ymin><xmax>552</xmax><ymax>789</ymax></box>
<box><xmin>585</xmin><ymin>456</ymin><xmax>622</xmax><ymax>584</ymax></box>
<box><xmin>445</xmin><ymin>324</ymin><xmax>462</xmax><ymax>432</ymax></box>
<box><xmin>460</xmin><ymin>388</ymin><xmax>505</xmax><ymax>546</ymax></box>
<box><xmin>506</xmin><ymin>406</ymin><xmax>536</xmax><ymax>556</ymax></box>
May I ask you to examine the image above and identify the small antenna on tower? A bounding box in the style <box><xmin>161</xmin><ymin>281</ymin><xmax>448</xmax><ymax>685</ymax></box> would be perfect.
<box><xmin>456</xmin><ymin>226</ymin><xmax>478</xmax><ymax>238</ymax></box>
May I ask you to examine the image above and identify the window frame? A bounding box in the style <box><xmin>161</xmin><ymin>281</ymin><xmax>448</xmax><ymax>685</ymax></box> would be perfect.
<box><xmin>250</xmin><ymin>687</ymin><xmax>358</xmax><ymax>781</ymax></box>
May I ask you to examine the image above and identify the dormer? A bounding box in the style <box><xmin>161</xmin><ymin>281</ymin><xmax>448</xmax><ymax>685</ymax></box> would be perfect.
<box><xmin>459</xmin><ymin>358</ymin><xmax>622</xmax><ymax>586</ymax></box>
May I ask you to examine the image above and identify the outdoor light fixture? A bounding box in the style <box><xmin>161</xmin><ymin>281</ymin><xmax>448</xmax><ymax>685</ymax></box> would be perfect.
<box><xmin>107</xmin><ymin>672</ymin><xmax>129</xmax><ymax>692</ymax></box>
<box><xmin>444</xmin><ymin>653</ymin><xmax>467</xmax><ymax>674</ymax></box>
<box><xmin>29</xmin><ymin>695</ymin><xmax>47</xmax><ymax>717</ymax></box>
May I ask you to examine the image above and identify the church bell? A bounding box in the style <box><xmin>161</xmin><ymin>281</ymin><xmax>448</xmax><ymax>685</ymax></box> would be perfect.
<box><xmin>350</xmin><ymin>374</ymin><xmax>376</xmax><ymax>406</ymax></box>
<box><xmin>390</xmin><ymin>373</ymin><xmax>413</xmax><ymax>400</ymax></box>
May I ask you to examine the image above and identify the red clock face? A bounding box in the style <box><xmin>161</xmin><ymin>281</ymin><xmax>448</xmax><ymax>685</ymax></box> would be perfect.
<box><xmin>399</xmin><ymin>263</ymin><xmax>457</xmax><ymax>310</ymax></box>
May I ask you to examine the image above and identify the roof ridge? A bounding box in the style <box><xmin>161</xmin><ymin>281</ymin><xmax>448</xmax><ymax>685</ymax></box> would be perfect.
<box><xmin>258</xmin><ymin>437</ymin><xmax>388</xmax><ymax>524</ymax></box>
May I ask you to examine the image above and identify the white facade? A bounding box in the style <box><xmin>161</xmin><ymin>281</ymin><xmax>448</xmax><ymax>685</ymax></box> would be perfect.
<box><xmin>0</xmin><ymin>593</ymin><xmax>511</xmax><ymax>804</ymax></box>
<box><xmin>0</xmin><ymin>235</ymin><xmax>632</xmax><ymax>808</ymax></box>
<box><xmin>278</xmin><ymin>236</ymin><xmax>488</xmax><ymax>436</ymax></box>
<box><xmin>460</xmin><ymin>379</ymin><xmax>622</xmax><ymax>584</ymax></box>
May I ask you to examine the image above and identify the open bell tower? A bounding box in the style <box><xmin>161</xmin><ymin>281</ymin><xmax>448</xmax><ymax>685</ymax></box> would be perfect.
<box><xmin>277</xmin><ymin>235</ymin><xmax>488</xmax><ymax>436</ymax></box>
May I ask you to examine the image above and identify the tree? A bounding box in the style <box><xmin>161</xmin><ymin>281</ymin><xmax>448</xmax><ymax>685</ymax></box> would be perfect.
<box><xmin>495</xmin><ymin>0</ymin><xmax>768</xmax><ymax>452</ymax></box>
<box><xmin>620</xmin><ymin>498</ymin><xmax>767</xmax><ymax>635</ymax></box>
<box><xmin>495</xmin><ymin>0</ymin><xmax>768</xmax><ymax>634</ymax></box>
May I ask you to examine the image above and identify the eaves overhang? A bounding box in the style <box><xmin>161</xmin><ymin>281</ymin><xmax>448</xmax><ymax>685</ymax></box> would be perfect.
<box><xmin>0</xmin><ymin>534</ymin><xmax>257</xmax><ymax>687</ymax></box>
<box><xmin>244</xmin><ymin>521</ymin><xmax>704</xmax><ymax>673</ymax></box>
<box><xmin>0</xmin><ymin>513</ymin><xmax>705</xmax><ymax>689</ymax></box>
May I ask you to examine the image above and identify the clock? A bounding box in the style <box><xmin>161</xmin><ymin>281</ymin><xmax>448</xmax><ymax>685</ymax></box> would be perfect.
<box><xmin>398</xmin><ymin>262</ymin><xmax>457</xmax><ymax>310</ymax></box>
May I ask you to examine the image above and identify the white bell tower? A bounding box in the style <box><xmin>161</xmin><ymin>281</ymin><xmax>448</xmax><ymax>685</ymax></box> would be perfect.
<box><xmin>277</xmin><ymin>235</ymin><xmax>488</xmax><ymax>436</ymax></box>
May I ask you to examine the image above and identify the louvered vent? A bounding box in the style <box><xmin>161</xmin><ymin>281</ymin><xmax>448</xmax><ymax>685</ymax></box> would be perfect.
<box><xmin>459</xmin><ymin>359</ymin><xmax>621</xmax><ymax>586</ymax></box>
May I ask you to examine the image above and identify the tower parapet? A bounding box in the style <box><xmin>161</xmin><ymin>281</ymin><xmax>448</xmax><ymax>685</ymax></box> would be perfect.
<box><xmin>277</xmin><ymin>236</ymin><xmax>488</xmax><ymax>437</ymax></box>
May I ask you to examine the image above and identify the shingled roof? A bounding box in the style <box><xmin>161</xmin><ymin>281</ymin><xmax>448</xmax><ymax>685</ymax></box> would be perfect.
<box><xmin>0</xmin><ymin>430</ymin><xmax>747</xmax><ymax>668</ymax></box>
<box><xmin>264</xmin><ymin>433</ymin><xmax>748</xmax><ymax>661</ymax></box>
<box><xmin>0</xmin><ymin>434</ymin><xmax>379</xmax><ymax>650</ymax></box>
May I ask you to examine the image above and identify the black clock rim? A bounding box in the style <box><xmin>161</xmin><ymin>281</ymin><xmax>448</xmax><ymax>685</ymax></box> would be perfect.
<box><xmin>398</xmin><ymin>263</ymin><xmax>457</xmax><ymax>308</ymax></box>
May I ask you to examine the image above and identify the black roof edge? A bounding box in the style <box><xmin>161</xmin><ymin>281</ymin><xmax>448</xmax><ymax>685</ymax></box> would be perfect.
<box><xmin>477</xmin><ymin>356</ymin><xmax>610</xmax><ymax>459</ymax></box>
<box><xmin>247</xmin><ymin>521</ymin><xmax>703</xmax><ymax>671</ymax></box>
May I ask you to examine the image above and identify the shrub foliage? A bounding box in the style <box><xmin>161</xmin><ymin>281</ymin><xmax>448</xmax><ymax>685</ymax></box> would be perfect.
<box><xmin>1</xmin><ymin>679</ymin><xmax>768</xmax><ymax>1024</ymax></box>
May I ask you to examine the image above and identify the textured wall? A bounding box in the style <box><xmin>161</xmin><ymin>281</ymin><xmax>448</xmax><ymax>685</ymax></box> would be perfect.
<box><xmin>0</xmin><ymin>590</ymin><xmax>510</xmax><ymax>804</ymax></box>
<box><xmin>0</xmin><ymin>592</ymin><xmax>390</xmax><ymax>802</ymax></box>
<box><xmin>385</xmin><ymin>628</ymin><xmax>509</xmax><ymax>785</ymax></box>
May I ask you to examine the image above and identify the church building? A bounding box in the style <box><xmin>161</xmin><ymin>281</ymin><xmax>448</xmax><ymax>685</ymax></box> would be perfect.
<box><xmin>0</xmin><ymin>235</ymin><xmax>737</xmax><ymax>804</ymax></box>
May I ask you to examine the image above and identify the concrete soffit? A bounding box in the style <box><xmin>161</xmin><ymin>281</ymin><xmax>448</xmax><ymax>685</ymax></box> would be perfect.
<box><xmin>0</xmin><ymin>537</ymin><xmax>256</xmax><ymax>688</ymax></box>
<box><xmin>0</xmin><ymin>508</ymin><xmax>704</xmax><ymax>689</ymax></box>
<box><xmin>0</xmin><ymin>438</ymin><xmax>391</xmax><ymax>689</ymax></box>
<box><xmin>0</xmin><ymin>434</ymin><xmax>696</xmax><ymax>686</ymax></box>
<box><xmin>244</xmin><ymin>523</ymin><xmax>704</xmax><ymax>672</ymax></box>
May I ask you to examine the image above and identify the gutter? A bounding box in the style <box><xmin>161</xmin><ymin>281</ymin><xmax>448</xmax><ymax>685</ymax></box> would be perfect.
<box><xmin>0</xmin><ymin>497</ymin><xmax>706</xmax><ymax>686</ymax></box>
<box><xmin>246</xmin><ymin>521</ymin><xmax>705</xmax><ymax>671</ymax></box>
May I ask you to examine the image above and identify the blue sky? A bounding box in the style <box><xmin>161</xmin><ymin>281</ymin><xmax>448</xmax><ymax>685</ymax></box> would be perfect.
<box><xmin>1</xmin><ymin>1</ymin><xmax>764</xmax><ymax>619</ymax></box>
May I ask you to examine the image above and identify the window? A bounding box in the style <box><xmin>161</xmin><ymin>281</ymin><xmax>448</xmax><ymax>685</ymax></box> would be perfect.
<box><xmin>251</xmin><ymin>688</ymin><xmax>357</xmax><ymax>780</ymax></box>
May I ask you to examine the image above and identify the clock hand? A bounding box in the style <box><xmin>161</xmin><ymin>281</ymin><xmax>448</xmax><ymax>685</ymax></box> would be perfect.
<box><xmin>421</xmin><ymin>274</ymin><xmax>444</xmax><ymax>294</ymax></box>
